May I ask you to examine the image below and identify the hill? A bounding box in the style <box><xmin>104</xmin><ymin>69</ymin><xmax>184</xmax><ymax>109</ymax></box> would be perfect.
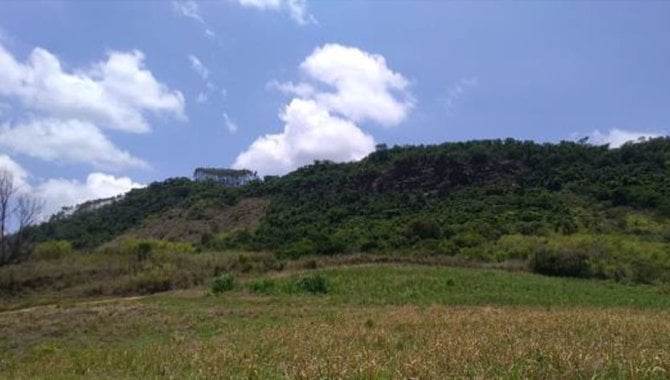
<box><xmin>23</xmin><ymin>138</ymin><xmax>670</xmax><ymax>283</ymax></box>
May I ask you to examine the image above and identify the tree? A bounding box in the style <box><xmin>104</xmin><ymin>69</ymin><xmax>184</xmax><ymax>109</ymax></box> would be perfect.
<box><xmin>12</xmin><ymin>194</ymin><xmax>44</xmax><ymax>260</ymax></box>
<box><xmin>0</xmin><ymin>169</ymin><xmax>16</xmax><ymax>263</ymax></box>
<box><xmin>0</xmin><ymin>169</ymin><xmax>43</xmax><ymax>264</ymax></box>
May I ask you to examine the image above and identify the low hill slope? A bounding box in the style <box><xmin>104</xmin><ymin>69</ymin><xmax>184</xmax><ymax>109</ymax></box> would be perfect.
<box><xmin>24</xmin><ymin>138</ymin><xmax>670</xmax><ymax>282</ymax></box>
<box><xmin>106</xmin><ymin>197</ymin><xmax>268</xmax><ymax>245</ymax></box>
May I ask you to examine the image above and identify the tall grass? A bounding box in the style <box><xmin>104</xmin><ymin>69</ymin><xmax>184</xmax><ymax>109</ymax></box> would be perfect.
<box><xmin>0</xmin><ymin>243</ymin><xmax>283</xmax><ymax>310</ymax></box>
<box><xmin>1</xmin><ymin>288</ymin><xmax>670</xmax><ymax>378</ymax></box>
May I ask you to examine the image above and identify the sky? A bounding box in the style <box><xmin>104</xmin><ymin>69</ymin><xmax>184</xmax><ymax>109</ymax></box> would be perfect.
<box><xmin>0</xmin><ymin>0</ymin><xmax>669</xmax><ymax>217</ymax></box>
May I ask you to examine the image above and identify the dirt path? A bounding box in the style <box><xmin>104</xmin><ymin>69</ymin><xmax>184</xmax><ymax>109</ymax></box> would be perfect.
<box><xmin>0</xmin><ymin>295</ymin><xmax>147</xmax><ymax>316</ymax></box>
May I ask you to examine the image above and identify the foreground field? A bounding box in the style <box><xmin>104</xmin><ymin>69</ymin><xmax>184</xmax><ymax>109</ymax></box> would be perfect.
<box><xmin>2</xmin><ymin>265</ymin><xmax>670</xmax><ymax>379</ymax></box>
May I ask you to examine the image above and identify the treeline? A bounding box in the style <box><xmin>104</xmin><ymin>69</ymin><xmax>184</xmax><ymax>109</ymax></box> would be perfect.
<box><xmin>223</xmin><ymin>138</ymin><xmax>670</xmax><ymax>250</ymax></box>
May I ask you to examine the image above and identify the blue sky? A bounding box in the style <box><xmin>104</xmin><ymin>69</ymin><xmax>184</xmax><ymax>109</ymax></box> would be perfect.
<box><xmin>0</xmin><ymin>0</ymin><xmax>668</xmax><ymax>216</ymax></box>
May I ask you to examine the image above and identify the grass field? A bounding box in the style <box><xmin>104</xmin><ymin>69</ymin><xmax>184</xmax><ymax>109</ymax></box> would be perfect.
<box><xmin>2</xmin><ymin>264</ymin><xmax>670</xmax><ymax>379</ymax></box>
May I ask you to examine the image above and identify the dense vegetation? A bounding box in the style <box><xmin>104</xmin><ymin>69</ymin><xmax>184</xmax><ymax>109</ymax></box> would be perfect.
<box><xmin>21</xmin><ymin>138</ymin><xmax>670</xmax><ymax>283</ymax></box>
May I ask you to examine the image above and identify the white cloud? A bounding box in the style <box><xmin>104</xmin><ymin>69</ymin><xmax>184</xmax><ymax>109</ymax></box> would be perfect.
<box><xmin>172</xmin><ymin>1</ymin><xmax>216</xmax><ymax>38</ymax></box>
<box><xmin>233</xmin><ymin>98</ymin><xmax>375</xmax><ymax>176</ymax></box>
<box><xmin>0</xmin><ymin>102</ymin><xmax>9</xmax><ymax>117</ymax></box>
<box><xmin>0</xmin><ymin>154</ymin><xmax>29</xmax><ymax>192</ymax></box>
<box><xmin>172</xmin><ymin>0</ymin><xmax>204</xmax><ymax>23</ymax></box>
<box><xmin>239</xmin><ymin>0</ymin><xmax>281</xmax><ymax>9</ymax></box>
<box><xmin>188</xmin><ymin>54</ymin><xmax>217</xmax><ymax>103</ymax></box>
<box><xmin>237</xmin><ymin>0</ymin><xmax>316</xmax><ymax>25</ymax></box>
<box><xmin>440</xmin><ymin>77</ymin><xmax>478</xmax><ymax>114</ymax></box>
<box><xmin>196</xmin><ymin>92</ymin><xmax>208</xmax><ymax>103</ymax></box>
<box><xmin>236</xmin><ymin>43</ymin><xmax>412</xmax><ymax>176</ymax></box>
<box><xmin>0</xmin><ymin>154</ymin><xmax>143</xmax><ymax>218</ymax></box>
<box><xmin>587</xmin><ymin>129</ymin><xmax>664</xmax><ymax>148</ymax></box>
<box><xmin>188</xmin><ymin>54</ymin><xmax>209</xmax><ymax>80</ymax></box>
<box><xmin>0</xmin><ymin>42</ymin><xmax>185</xmax><ymax>133</ymax></box>
<box><xmin>35</xmin><ymin>172</ymin><xmax>144</xmax><ymax>218</ymax></box>
<box><xmin>223</xmin><ymin>112</ymin><xmax>238</xmax><ymax>134</ymax></box>
<box><xmin>0</xmin><ymin>41</ymin><xmax>184</xmax><ymax>172</ymax></box>
<box><xmin>0</xmin><ymin>119</ymin><xmax>147</xmax><ymax>170</ymax></box>
<box><xmin>267</xmin><ymin>80</ymin><xmax>315</xmax><ymax>98</ymax></box>
<box><xmin>300</xmin><ymin>44</ymin><xmax>413</xmax><ymax>126</ymax></box>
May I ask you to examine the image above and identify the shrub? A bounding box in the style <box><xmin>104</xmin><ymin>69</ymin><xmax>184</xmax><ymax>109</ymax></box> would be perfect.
<box><xmin>408</xmin><ymin>218</ymin><xmax>442</xmax><ymax>240</ymax></box>
<box><xmin>630</xmin><ymin>257</ymin><xmax>663</xmax><ymax>284</ymax></box>
<box><xmin>249</xmin><ymin>278</ymin><xmax>276</xmax><ymax>294</ymax></box>
<box><xmin>119</xmin><ymin>238</ymin><xmax>195</xmax><ymax>259</ymax></box>
<box><xmin>494</xmin><ymin>234</ymin><xmax>546</xmax><ymax>261</ymax></box>
<box><xmin>530</xmin><ymin>247</ymin><xmax>591</xmax><ymax>278</ymax></box>
<box><xmin>137</xmin><ymin>241</ymin><xmax>153</xmax><ymax>261</ymax></box>
<box><xmin>121</xmin><ymin>268</ymin><xmax>172</xmax><ymax>294</ymax></box>
<box><xmin>312</xmin><ymin>232</ymin><xmax>347</xmax><ymax>255</ymax></box>
<box><xmin>302</xmin><ymin>259</ymin><xmax>318</xmax><ymax>269</ymax></box>
<box><xmin>32</xmin><ymin>241</ymin><xmax>73</xmax><ymax>260</ymax></box>
<box><xmin>296</xmin><ymin>274</ymin><xmax>329</xmax><ymax>294</ymax></box>
<box><xmin>277</xmin><ymin>239</ymin><xmax>315</xmax><ymax>259</ymax></box>
<box><xmin>210</xmin><ymin>274</ymin><xmax>235</xmax><ymax>294</ymax></box>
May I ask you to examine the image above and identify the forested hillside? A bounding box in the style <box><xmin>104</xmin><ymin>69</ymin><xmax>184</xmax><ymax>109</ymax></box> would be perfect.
<box><xmin>25</xmin><ymin>138</ymin><xmax>670</xmax><ymax>283</ymax></box>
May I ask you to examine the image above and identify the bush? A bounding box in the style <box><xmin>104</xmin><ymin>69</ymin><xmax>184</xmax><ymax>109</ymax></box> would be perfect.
<box><xmin>249</xmin><ymin>278</ymin><xmax>276</xmax><ymax>294</ymax></box>
<box><xmin>494</xmin><ymin>234</ymin><xmax>546</xmax><ymax>261</ymax></box>
<box><xmin>408</xmin><ymin>218</ymin><xmax>442</xmax><ymax>240</ymax></box>
<box><xmin>296</xmin><ymin>274</ymin><xmax>329</xmax><ymax>294</ymax></box>
<box><xmin>120</xmin><ymin>267</ymin><xmax>173</xmax><ymax>294</ymax></box>
<box><xmin>277</xmin><ymin>239</ymin><xmax>315</xmax><ymax>259</ymax></box>
<box><xmin>210</xmin><ymin>273</ymin><xmax>235</xmax><ymax>294</ymax></box>
<box><xmin>32</xmin><ymin>241</ymin><xmax>73</xmax><ymax>260</ymax></box>
<box><xmin>531</xmin><ymin>247</ymin><xmax>591</xmax><ymax>278</ymax></box>
<box><xmin>119</xmin><ymin>238</ymin><xmax>195</xmax><ymax>259</ymax></box>
<box><xmin>311</xmin><ymin>232</ymin><xmax>347</xmax><ymax>255</ymax></box>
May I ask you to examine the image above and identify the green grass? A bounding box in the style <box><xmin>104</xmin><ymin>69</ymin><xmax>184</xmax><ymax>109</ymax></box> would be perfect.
<box><xmin>253</xmin><ymin>265</ymin><xmax>670</xmax><ymax>309</ymax></box>
<box><xmin>3</xmin><ymin>264</ymin><xmax>670</xmax><ymax>379</ymax></box>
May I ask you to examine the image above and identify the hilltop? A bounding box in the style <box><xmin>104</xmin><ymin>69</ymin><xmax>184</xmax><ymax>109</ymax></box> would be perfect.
<box><xmin>21</xmin><ymin>138</ymin><xmax>670</xmax><ymax>283</ymax></box>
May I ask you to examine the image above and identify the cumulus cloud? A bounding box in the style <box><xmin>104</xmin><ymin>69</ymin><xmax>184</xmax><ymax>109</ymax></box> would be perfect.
<box><xmin>237</xmin><ymin>0</ymin><xmax>316</xmax><ymax>25</ymax></box>
<box><xmin>300</xmin><ymin>44</ymin><xmax>413</xmax><ymax>126</ymax></box>
<box><xmin>233</xmin><ymin>99</ymin><xmax>375</xmax><ymax>175</ymax></box>
<box><xmin>0</xmin><ymin>119</ymin><xmax>147</xmax><ymax>170</ymax></box>
<box><xmin>236</xmin><ymin>44</ymin><xmax>412</xmax><ymax>176</ymax></box>
<box><xmin>587</xmin><ymin>129</ymin><xmax>664</xmax><ymax>148</ymax></box>
<box><xmin>267</xmin><ymin>80</ymin><xmax>315</xmax><ymax>98</ymax></box>
<box><xmin>0</xmin><ymin>154</ymin><xmax>29</xmax><ymax>192</ymax></box>
<box><xmin>0</xmin><ymin>41</ymin><xmax>183</xmax><ymax>171</ymax></box>
<box><xmin>34</xmin><ymin>172</ymin><xmax>144</xmax><ymax>218</ymax></box>
<box><xmin>0</xmin><ymin>43</ymin><xmax>185</xmax><ymax>133</ymax></box>
<box><xmin>0</xmin><ymin>153</ymin><xmax>143</xmax><ymax>218</ymax></box>
<box><xmin>0</xmin><ymin>102</ymin><xmax>9</xmax><ymax>117</ymax></box>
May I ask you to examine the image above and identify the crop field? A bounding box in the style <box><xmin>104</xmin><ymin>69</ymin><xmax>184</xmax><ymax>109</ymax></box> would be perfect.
<box><xmin>2</xmin><ymin>265</ymin><xmax>670</xmax><ymax>379</ymax></box>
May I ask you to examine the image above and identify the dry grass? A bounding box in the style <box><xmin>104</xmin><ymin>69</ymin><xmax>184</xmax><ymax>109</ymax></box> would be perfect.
<box><xmin>0</xmin><ymin>250</ymin><xmax>283</xmax><ymax>311</ymax></box>
<box><xmin>2</xmin><ymin>292</ymin><xmax>670</xmax><ymax>379</ymax></box>
<box><xmin>104</xmin><ymin>197</ymin><xmax>269</xmax><ymax>245</ymax></box>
